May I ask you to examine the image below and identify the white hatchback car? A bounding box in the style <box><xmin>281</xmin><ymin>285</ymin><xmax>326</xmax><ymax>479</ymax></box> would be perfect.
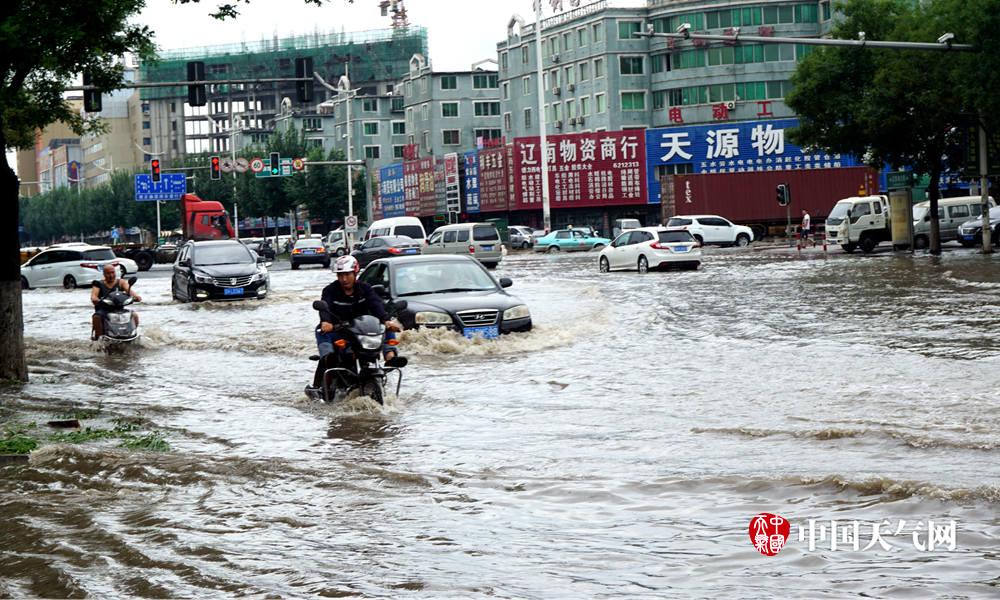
<box><xmin>665</xmin><ymin>215</ymin><xmax>754</xmax><ymax>247</ymax></box>
<box><xmin>599</xmin><ymin>227</ymin><xmax>702</xmax><ymax>273</ymax></box>
<box><xmin>21</xmin><ymin>245</ymin><xmax>138</xmax><ymax>289</ymax></box>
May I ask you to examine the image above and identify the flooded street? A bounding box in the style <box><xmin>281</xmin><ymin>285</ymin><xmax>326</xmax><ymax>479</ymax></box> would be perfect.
<box><xmin>3</xmin><ymin>248</ymin><xmax>999</xmax><ymax>597</ymax></box>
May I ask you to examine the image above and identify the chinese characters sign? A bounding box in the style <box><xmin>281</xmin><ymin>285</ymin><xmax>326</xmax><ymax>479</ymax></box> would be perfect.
<box><xmin>645</xmin><ymin>118</ymin><xmax>862</xmax><ymax>204</ymax></box>
<box><xmin>478</xmin><ymin>146</ymin><xmax>510</xmax><ymax>213</ymax></box>
<box><xmin>403</xmin><ymin>158</ymin><xmax>435</xmax><ymax>217</ymax></box>
<box><xmin>378</xmin><ymin>163</ymin><xmax>405</xmax><ymax>218</ymax></box>
<box><xmin>512</xmin><ymin>131</ymin><xmax>647</xmax><ymax>210</ymax></box>
<box><xmin>463</xmin><ymin>151</ymin><xmax>480</xmax><ymax>214</ymax></box>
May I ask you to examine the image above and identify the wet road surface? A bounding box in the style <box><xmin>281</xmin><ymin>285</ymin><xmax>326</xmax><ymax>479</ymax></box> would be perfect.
<box><xmin>2</xmin><ymin>247</ymin><xmax>999</xmax><ymax>597</ymax></box>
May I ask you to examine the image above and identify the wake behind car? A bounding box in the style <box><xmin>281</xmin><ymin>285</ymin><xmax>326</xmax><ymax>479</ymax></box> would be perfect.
<box><xmin>290</xmin><ymin>238</ymin><xmax>330</xmax><ymax>269</ymax></box>
<box><xmin>666</xmin><ymin>215</ymin><xmax>754</xmax><ymax>247</ymax></box>
<box><xmin>20</xmin><ymin>245</ymin><xmax>138</xmax><ymax>289</ymax></box>
<box><xmin>599</xmin><ymin>227</ymin><xmax>701</xmax><ymax>273</ymax></box>
<box><xmin>359</xmin><ymin>255</ymin><xmax>532</xmax><ymax>339</ymax></box>
<box><xmin>351</xmin><ymin>235</ymin><xmax>421</xmax><ymax>268</ymax></box>
<box><xmin>533</xmin><ymin>229</ymin><xmax>611</xmax><ymax>253</ymax></box>
<box><xmin>171</xmin><ymin>240</ymin><xmax>270</xmax><ymax>302</ymax></box>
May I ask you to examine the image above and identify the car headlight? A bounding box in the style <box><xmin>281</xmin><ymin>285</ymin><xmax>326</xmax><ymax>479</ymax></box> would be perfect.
<box><xmin>359</xmin><ymin>334</ymin><xmax>383</xmax><ymax>350</ymax></box>
<box><xmin>252</xmin><ymin>267</ymin><xmax>268</xmax><ymax>282</ymax></box>
<box><xmin>193</xmin><ymin>272</ymin><xmax>213</xmax><ymax>283</ymax></box>
<box><xmin>503</xmin><ymin>304</ymin><xmax>530</xmax><ymax>320</ymax></box>
<box><xmin>415</xmin><ymin>311</ymin><xmax>453</xmax><ymax>325</ymax></box>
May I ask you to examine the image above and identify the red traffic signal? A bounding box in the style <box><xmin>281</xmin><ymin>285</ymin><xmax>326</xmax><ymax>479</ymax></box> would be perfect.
<box><xmin>150</xmin><ymin>159</ymin><xmax>161</xmax><ymax>183</ymax></box>
<box><xmin>210</xmin><ymin>156</ymin><xmax>221</xmax><ymax>180</ymax></box>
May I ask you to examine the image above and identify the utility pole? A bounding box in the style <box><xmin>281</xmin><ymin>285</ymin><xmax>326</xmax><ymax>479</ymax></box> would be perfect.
<box><xmin>338</xmin><ymin>66</ymin><xmax>357</xmax><ymax>251</ymax></box>
<box><xmin>980</xmin><ymin>121</ymin><xmax>992</xmax><ymax>253</ymax></box>
<box><xmin>533</xmin><ymin>1</ymin><xmax>552</xmax><ymax>233</ymax></box>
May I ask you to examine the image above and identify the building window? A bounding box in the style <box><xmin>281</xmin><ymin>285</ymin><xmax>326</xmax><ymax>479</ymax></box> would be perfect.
<box><xmin>822</xmin><ymin>1</ymin><xmax>832</xmax><ymax>20</ymax></box>
<box><xmin>617</xmin><ymin>21</ymin><xmax>641</xmax><ymax>40</ymax></box>
<box><xmin>522</xmin><ymin>45</ymin><xmax>529</xmax><ymax>64</ymax></box>
<box><xmin>362</xmin><ymin>122</ymin><xmax>379</xmax><ymax>136</ymax></box>
<box><xmin>562</xmin><ymin>32</ymin><xmax>572</xmax><ymax>51</ymax></box>
<box><xmin>391</xmin><ymin>96</ymin><xmax>404</xmax><ymax>112</ymax></box>
<box><xmin>473</xmin><ymin>73</ymin><xmax>499</xmax><ymax>89</ymax></box>
<box><xmin>580</xmin><ymin>96</ymin><xmax>590</xmax><ymax>116</ymax></box>
<box><xmin>550</xmin><ymin>36</ymin><xmax>559</xmax><ymax>55</ymax></box>
<box><xmin>393</xmin><ymin>145</ymin><xmax>406</xmax><ymax>159</ymax></box>
<box><xmin>303</xmin><ymin>117</ymin><xmax>322</xmax><ymax>131</ymax></box>
<box><xmin>552</xmin><ymin>102</ymin><xmax>561</xmax><ymax>122</ymax></box>
<box><xmin>523</xmin><ymin>76</ymin><xmax>532</xmax><ymax>95</ymax></box>
<box><xmin>443</xmin><ymin>130</ymin><xmax>460</xmax><ymax>145</ymax></box>
<box><xmin>504</xmin><ymin>112</ymin><xmax>512</xmax><ymax>131</ymax></box>
<box><xmin>307</xmin><ymin>139</ymin><xmax>323</xmax><ymax>149</ymax></box>
<box><xmin>577</xmin><ymin>27</ymin><xmax>587</xmax><ymax>47</ymax></box>
<box><xmin>475</xmin><ymin>128</ymin><xmax>502</xmax><ymax>140</ymax></box>
<box><xmin>422</xmin><ymin>130</ymin><xmax>430</xmax><ymax>151</ymax></box>
<box><xmin>502</xmin><ymin>81</ymin><xmax>510</xmax><ymax>100</ymax></box>
<box><xmin>364</xmin><ymin>145</ymin><xmax>381</xmax><ymax>159</ymax></box>
<box><xmin>422</xmin><ymin>103</ymin><xmax>429</xmax><ymax>120</ymax></box>
<box><xmin>652</xmin><ymin>91</ymin><xmax>666</xmax><ymax>110</ymax></box>
<box><xmin>594</xmin><ymin>57</ymin><xmax>605</xmax><ymax>78</ymax></box>
<box><xmin>763</xmin><ymin>5</ymin><xmax>796</xmax><ymax>24</ymax></box>
<box><xmin>651</xmin><ymin>54</ymin><xmax>669</xmax><ymax>73</ymax></box>
<box><xmin>420</xmin><ymin>77</ymin><xmax>428</xmax><ymax>93</ymax></box>
<box><xmin>565</xmin><ymin>99</ymin><xmax>575</xmax><ymax>118</ymax></box>
<box><xmin>442</xmin><ymin>102</ymin><xmax>459</xmax><ymax>117</ymax></box>
<box><xmin>362</xmin><ymin>98</ymin><xmax>378</xmax><ymax>112</ymax></box>
<box><xmin>592</xmin><ymin>22</ymin><xmax>603</xmax><ymax>43</ymax></box>
<box><xmin>501</xmin><ymin>51</ymin><xmax>509</xmax><ymax>70</ymax></box>
<box><xmin>142</xmin><ymin>121</ymin><xmax>150</xmax><ymax>129</ymax></box>
<box><xmin>596</xmin><ymin>93</ymin><xmax>606</xmax><ymax>113</ymax></box>
<box><xmin>795</xmin><ymin>3</ymin><xmax>819</xmax><ymax>22</ymax></box>
<box><xmin>524</xmin><ymin>108</ymin><xmax>532</xmax><ymax>128</ymax></box>
<box><xmin>578</xmin><ymin>61</ymin><xmax>589</xmax><ymax>81</ymax></box>
<box><xmin>392</xmin><ymin>121</ymin><xmax>406</xmax><ymax>135</ymax></box>
<box><xmin>142</xmin><ymin>137</ymin><xmax>151</xmax><ymax>146</ymax></box>
<box><xmin>440</xmin><ymin>75</ymin><xmax>458</xmax><ymax>90</ymax></box>
<box><xmin>619</xmin><ymin>56</ymin><xmax>644</xmax><ymax>75</ymax></box>
<box><xmin>474</xmin><ymin>101</ymin><xmax>501</xmax><ymax>116</ymax></box>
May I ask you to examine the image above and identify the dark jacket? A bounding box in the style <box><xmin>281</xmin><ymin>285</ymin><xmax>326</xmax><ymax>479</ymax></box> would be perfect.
<box><xmin>319</xmin><ymin>280</ymin><xmax>389</xmax><ymax>325</ymax></box>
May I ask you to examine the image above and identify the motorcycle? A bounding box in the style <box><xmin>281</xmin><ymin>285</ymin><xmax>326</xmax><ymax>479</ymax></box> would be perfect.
<box><xmin>95</xmin><ymin>277</ymin><xmax>140</xmax><ymax>349</ymax></box>
<box><xmin>305</xmin><ymin>296</ymin><xmax>408</xmax><ymax>405</ymax></box>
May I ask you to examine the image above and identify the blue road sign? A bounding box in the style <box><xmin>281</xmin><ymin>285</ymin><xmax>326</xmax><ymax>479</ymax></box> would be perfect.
<box><xmin>135</xmin><ymin>173</ymin><xmax>187</xmax><ymax>201</ymax></box>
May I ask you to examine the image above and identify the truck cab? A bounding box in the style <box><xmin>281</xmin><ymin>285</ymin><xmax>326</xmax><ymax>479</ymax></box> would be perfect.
<box><xmin>181</xmin><ymin>193</ymin><xmax>234</xmax><ymax>241</ymax></box>
<box><xmin>824</xmin><ymin>195</ymin><xmax>889</xmax><ymax>253</ymax></box>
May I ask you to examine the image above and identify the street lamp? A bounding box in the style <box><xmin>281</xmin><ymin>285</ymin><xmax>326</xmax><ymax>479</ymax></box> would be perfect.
<box><xmin>532</xmin><ymin>1</ymin><xmax>552</xmax><ymax>233</ymax></box>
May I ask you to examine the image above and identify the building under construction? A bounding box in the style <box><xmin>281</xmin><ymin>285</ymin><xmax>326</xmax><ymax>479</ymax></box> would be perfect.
<box><xmin>137</xmin><ymin>26</ymin><xmax>427</xmax><ymax>163</ymax></box>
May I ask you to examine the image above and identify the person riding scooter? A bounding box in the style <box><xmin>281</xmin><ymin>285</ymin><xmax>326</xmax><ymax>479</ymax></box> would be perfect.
<box><xmin>91</xmin><ymin>264</ymin><xmax>141</xmax><ymax>340</ymax></box>
<box><xmin>309</xmin><ymin>255</ymin><xmax>403</xmax><ymax>389</ymax></box>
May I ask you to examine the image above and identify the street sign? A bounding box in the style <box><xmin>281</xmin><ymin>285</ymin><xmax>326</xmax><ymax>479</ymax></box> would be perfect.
<box><xmin>250</xmin><ymin>157</ymin><xmax>265</xmax><ymax>173</ymax></box>
<box><xmin>292</xmin><ymin>158</ymin><xmax>305</xmax><ymax>171</ymax></box>
<box><xmin>235</xmin><ymin>157</ymin><xmax>249</xmax><ymax>173</ymax></box>
<box><xmin>886</xmin><ymin>171</ymin><xmax>914</xmax><ymax>189</ymax></box>
<box><xmin>444</xmin><ymin>152</ymin><xmax>460</xmax><ymax>213</ymax></box>
<box><xmin>220</xmin><ymin>157</ymin><xmax>234</xmax><ymax>173</ymax></box>
<box><xmin>962</xmin><ymin>124</ymin><xmax>1000</xmax><ymax>177</ymax></box>
<box><xmin>134</xmin><ymin>173</ymin><xmax>186</xmax><ymax>201</ymax></box>
<box><xmin>254</xmin><ymin>158</ymin><xmax>295</xmax><ymax>178</ymax></box>
<box><xmin>345</xmin><ymin>215</ymin><xmax>359</xmax><ymax>232</ymax></box>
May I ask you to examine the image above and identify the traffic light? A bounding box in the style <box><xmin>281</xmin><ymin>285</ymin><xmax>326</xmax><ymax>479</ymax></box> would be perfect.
<box><xmin>82</xmin><ymin>72</ymin><xmax>102</xmax><ymax>113</ymax></box>
<box><xmin>270</xmin><ymin>152</ymin><xmax>281</xmax><ymax>176</ymax></box>
<box><xmin>776</xmin><ymin>183</ymin><xmax>790</xmax><ymax>206</ymax></box>
<box><xmin>186</xmin><ymin>61</ymin><xmax>206</xmax><ymax>107</ymax></box>
<box><xmin>210</xmin><ymin>156</ymin><xmax>221</xmax><ymax>180</ymax></box>
<box><xmin>150</xmin><ymin>159</ymin><xmax>161</xmax><ymax>183</ymax></box>
<box><xmin>295</xmin><ymin>57</ymin><xmax>314</xmax><ymax>103</ymax></box>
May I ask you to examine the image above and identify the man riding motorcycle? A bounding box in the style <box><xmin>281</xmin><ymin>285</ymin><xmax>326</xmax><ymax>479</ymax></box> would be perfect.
<box><xmin>309</xmin><ymin>255</ymin><xmax>403</xmax><ymax>389</ymax></box>
<box><xmin>91</xmin><ymin>263</ymin><xmax>141</xmax><ymax>340</ymax></box>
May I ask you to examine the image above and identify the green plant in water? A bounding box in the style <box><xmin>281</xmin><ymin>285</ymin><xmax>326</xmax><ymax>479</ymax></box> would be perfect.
<box><xmin>119</xmin><ymin>433</ymin><xmax>170</xmax><ymax>452</ymax></box>
<box><xmin>0</xmin><ymin>434</ymin><xmax>38</xmax><ymax>454</ymax></box>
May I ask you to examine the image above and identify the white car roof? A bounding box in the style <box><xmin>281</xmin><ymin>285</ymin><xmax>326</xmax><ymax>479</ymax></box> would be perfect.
<box><xmin>671</xmin><ymin>215</ymin><xmax>725</xmax><ymax>220</ymax></box>
<box><xmin>43</xmin><ymin>244</ymin><xmax>111</xmax><ymax>251</ymax></box>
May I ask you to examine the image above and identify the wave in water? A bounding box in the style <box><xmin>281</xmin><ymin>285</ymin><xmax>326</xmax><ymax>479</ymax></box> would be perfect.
<box><xmin>692</xmin><ymin>426</ymin><xmax>1000</xmax><ymax>451</ymax></box>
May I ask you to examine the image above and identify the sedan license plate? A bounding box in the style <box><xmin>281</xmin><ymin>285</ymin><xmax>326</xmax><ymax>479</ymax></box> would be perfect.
<box><xmin>961</xmin><ymin>234</ymin><xmax>975</xmax><ymax>241</ymax></box>
<box><xmin>463</xmin><ymin>325</ymin><xmax>499</xmax><ymax>340</ymax></box>
<box><xmin>404</xmin><ymin>248</ymin><xmax>418</xmax><ymax>254</ymax></box>
<box><xmin>482</xmin><ymin>245</ymin><xmax>493</xmax><ymax>251</ymax></box>
<box><xmin>223</xmin><ymin>287</ymin><xmax>244</xmax><ymax>296</ymax></box>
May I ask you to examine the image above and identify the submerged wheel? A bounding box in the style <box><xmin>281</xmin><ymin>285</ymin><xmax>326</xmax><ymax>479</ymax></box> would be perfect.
<box><xmin>637</xmin><ymin>255</ymin><xmax>649</xmax><ymax>274</ymax></box>
<box><xmin>599</xmin><ymin>256</ymin><xmax>610</xmax><ymax>273</ymax></box>
<box><xmin>547</xmin><ymin>245</ymin><xmax>560</xmax><ymax>253</ymax></box>
<box><xmin>914</xmin><ymin>235</ymin><xmax>929</xmax><ymax>250</ymax></box>
<box><xmin>694</xmin><ymin>235</ymin><xmax>705</xmax><ymax>247</ymax></box>
<box><xmin>735</xmin><ymin>233</ymin><xmax>750</xmax><ymax>247</ymax></box>
<box><xmin>21</xmin><ymin>276</ymin><xmax>30</xmax><ymax>290</ymax></box>
<box><xmin>842</xmin><ymin>243</ymin><xmax>857</xmax><ymax>254</ymax></box>
<box><xmin>63</xmin><ymin>275</ymin><xmax>77</xmax><ymax>289</ymax></box>
<box><xmin>520</xmin><ymin>241</ymin><xmax>529</xmax><ymax>249</ymax></box>
<box><xmin>118</xmin><ymin>264</ymin><xmax>127</xmax><ymax>278</ymax></box>
<box><xmin>335</xmin><ymin>248</ymin><xmax>346</xmax><ymax>256</ymax></box>
<box><xmin>859</xmin><ymin>236</ymin><xmax>877</xmax><ymax>254</ymax></box>
<box><xmin>134</xmin><ymin>252</ymin><xmax>154</xmax><ymax>271</ymax></box>
<box><xmin>363</xmin><ymin>381</ymin><xmax>384</xmax><ymax>405</ymax></box>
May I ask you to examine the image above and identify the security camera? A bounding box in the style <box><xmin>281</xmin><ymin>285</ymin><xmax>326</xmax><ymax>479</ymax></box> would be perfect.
<box><xmin>676</xmin><ymin>22</ymin><xmax>691</xmax><ymax>39</ymax></box>
<box><xmin>938</xmin><ymin>32</ymin><xmax>955</xmax><ymax>44</ymax></box>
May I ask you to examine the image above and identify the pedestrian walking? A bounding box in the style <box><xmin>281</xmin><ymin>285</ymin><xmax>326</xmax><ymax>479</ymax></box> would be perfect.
<box><xmin>800</xmin><ymin>210</ymin><xmax>814</xmax><ymax>247</ymax></box>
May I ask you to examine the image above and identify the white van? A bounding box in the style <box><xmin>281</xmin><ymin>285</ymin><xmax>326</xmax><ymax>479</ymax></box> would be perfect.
<box><xmin>425</xmin><ymin>223</ymin><xmax>503</xmax><ymax>268</ymax></box>
<box><xmin>912</xmin><ymin>196</ymin><xmax>995</xmax><ymax>248</ymax></box>
<box><xmin>363</xmin><ymin>216</ymin><xmax>426</xmax><ymax>245</ymax></box>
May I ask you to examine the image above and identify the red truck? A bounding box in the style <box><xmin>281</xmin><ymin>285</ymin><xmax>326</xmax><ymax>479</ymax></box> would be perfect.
<box><xmin>114</xmin><ymin>193</ymin><xmax>235</xmax><ymax>270</ymax></box>
<box><xmin>668</xmin><ymin>167</ymin><xmax>880</xmax><ymax>240</ymax></box>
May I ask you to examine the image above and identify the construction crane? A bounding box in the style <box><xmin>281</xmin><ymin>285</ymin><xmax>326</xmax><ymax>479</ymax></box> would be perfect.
<box><xmin>378</xmin><ymin>0</ymin><xmax>409</xmax><ymax>29</ymax></box>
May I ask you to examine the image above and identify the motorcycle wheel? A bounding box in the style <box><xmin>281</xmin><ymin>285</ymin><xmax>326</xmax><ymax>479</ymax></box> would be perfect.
<box><xmin>362</xmin><ymin>380</ymin><xmax>384</xmax><ymax>405</ymax></box>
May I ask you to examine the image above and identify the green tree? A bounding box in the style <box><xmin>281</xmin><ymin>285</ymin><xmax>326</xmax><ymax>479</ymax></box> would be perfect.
<box><xmin>786</xmin><ymin>0</ymin><xmax>991</xmax><ymax>255</ymax></box>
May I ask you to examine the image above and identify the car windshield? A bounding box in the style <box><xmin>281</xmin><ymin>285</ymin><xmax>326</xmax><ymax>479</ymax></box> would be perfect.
<box><xmin>912</xmin><ymin>205</ymin><xmax>928</xmax><ymax>221</ymax></box>
<box><xmin>658</xmin><ymin>231</ymin><xmax>694</xmax><ymax>243</ymax></box>
<box><xmin>395</xmin><ymin>262</ymin><xmax>497</xmax><ymax>296</ymax></box>
<box><xmin>666</xmin><ymin>218</ymin><xmax>692</xmax><ymax>226</ymax></box>
<box><xmin>82</xmin><ymin>249</ymin><xmax>115</xmax><ymax>261</ymax></box>
<box><xmin>295</xmin><ymin>239</ymin><xmax>323</xmax><ymax>248</ymax></box>
<box><xmin>828</xmin><ymin>202</ymin><xmax>851</xmax><ymax>220</ymax></box>
<box><xmin>194</xmin><ymin>244</ymin><xmax>252</xmax><ymax>266</ymax></box>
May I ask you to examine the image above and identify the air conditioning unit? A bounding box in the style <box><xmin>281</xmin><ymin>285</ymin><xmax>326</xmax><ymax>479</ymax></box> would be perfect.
<box><xmin>553</xmin><ymin>86</ymin><xmax>561</xmax><ymax>96</ymax></box>
<box><xmin>554</xmin><ymin>120</ymin><xmax>563</xmax><ymax>129</ymax></box>
<box><xmin>551</xmin><ymin>54</ymin><xmax>560</xmax><ymax>63</ymax></box>
<box><xmin>569</xmin><ymin>117</ymin><xmax>577</xmax><ymax>125</ymax></box>
<box><xmin>725</xmin><ymin>101</ymin><xmax>736</xmax><ymax>110</ymax></box>
<box><xmin>568</xmin><ymin>83</ymin><xmax>576</xmax><ymax>92</ymax></box>
<box><xmin>577</xmin><ymin>116</ymin><xmax>585</xmax><ymax>126</ymax></box>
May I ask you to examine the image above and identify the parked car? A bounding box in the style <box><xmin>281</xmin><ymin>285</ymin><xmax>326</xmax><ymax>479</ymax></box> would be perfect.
<box><xmin>612</xmin><ymin>218</ymin><xmax>642</xmax><ymax>239</ymax></box>
<box><xmin>324</xmin><ymin>228</ymin><xmax>350</xmax><ymax>256</ymax></box>
<box><xmin>290</xmin><ymin>238</ymin><xmax>330</xmax><ymax>270</ymax></box>
<box><xmin>241</xmin><ymin>238</ymin><xmax>276</xmax><ymax>261</ymax></box>
<box><xmin>533</xmin><ymin>229</ymin><xmax>612</xmax><ymax>253</ymax></box>
<box><xmin>599</xmin><ymin>227</ymin><xmax>701</xmax><ymax>273</ymax></box>
<box><xmin>508</xmin><ymin>225</ymin><xmax>535</xmax><ymax>249</ymax></box>
<box><xmin>665</xmin><ymin>215</ymin><xmax>754</xmax><ymax>247</ymax></box>
<box><xmin>171</xmin><ymin>239</ymin><xmax>270</xmax><ymax>302</ymax></box>
<box><xmin>351</xmin><ymin>235</ymin><xmax>422</xmax><ymax>268</ymax></box>
<box><xmin>20</xmin><ymin>245</ymin><xmax>139</xmax><ymax>289</ymax></box>
<box><xmin>358</xmin><ymin>255</ymin><xmax>532</xmax><ymax>339</ymax></box>
<box><xmin>914</xmin><ymin>196</ymin><xmax>995</xmax><ymax>248</ymax></box>
<box><xmin>957</xmin><ymin>205</ymin><xmax>1000</xmax><ymax>247</ymax></box>
<box><xmin>425</xmin><ymin>223</ymin><xmax>503</xmax><ymax>268</ymax></box>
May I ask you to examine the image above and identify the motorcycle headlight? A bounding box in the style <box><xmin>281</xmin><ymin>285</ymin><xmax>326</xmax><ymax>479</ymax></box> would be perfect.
<box><xmin>359</xmin><ymin>334</ymin><xmax>383</xmax><ymax>350</ymax></box>
<box><xmin>108</xmin><ymin>312</ymin><xmax>131</xmax><ymax>324</ymax></box>
<box><xmin>415</xmin><ymin>311</ymin><xmax>453</xmax><ymax>325</ymax></box>
<box><xmin>193</xmin><ymin>272</ymin><xmax>213</xmax><ymax>284</ymax></box>
<box><xmin>503</xmin><ymin>304</ymin><xmax>531</xmax><ymax>320</ymax></box>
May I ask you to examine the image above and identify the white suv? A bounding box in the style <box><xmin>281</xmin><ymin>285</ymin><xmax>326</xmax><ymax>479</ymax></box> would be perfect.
<box><xmin>665</xmin><ymin>215</ymin><xmax>754</xmax><ymax>247</ymax></box>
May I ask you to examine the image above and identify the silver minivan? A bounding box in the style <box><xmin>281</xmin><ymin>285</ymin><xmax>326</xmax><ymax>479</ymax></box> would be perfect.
<box><xmin>425</xmin><ymin>223</ymin><xmax>503</xmax><ymax>268</ymax></box>
<box><xmin>912</xmin><ymin>196</ymin><xmax>995</xmax><ymax>248</ymax></box>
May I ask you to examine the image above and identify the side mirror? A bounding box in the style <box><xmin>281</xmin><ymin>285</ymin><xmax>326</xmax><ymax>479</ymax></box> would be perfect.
<box><xmin>924</xmin><ymin>215</ymin><xmax>930</xmax><ymax>222</ymax></box>
<box><xmin>127</xmin><ymin>276</ymin><xmax>138</xmax><ymax>286</ymax></box>
<box><xmin>499</xmin><ymin>277</ymin><xmax>513</xmax><ymax>288</ymax></box>
<box><xmin>371</xmin><ymin>284</ymin><xmax>387</xmax><ymax>297</ymax></box>
<box><xmin>312</xmin><ymin>300</ymin><xmax>330</xmax><ymax>312</ymax></box>
<box><xmin>392</xmin><ymin>299</ymin><xmax>408</xmax><ymax>312</ymax></box>
<box><xmin>179</xmin><ymin>259</ymin><xmax>191</xmax><ymax>267</ymax></box>
<box><xmin>264</xmin><ymin>262</ymin><xmax>273</xmax><ymax>268</ymax></box>
<box><xmin>257</xmin><ymin>255</ymin><xmax>265</xmax><ymax>263</ymax></box>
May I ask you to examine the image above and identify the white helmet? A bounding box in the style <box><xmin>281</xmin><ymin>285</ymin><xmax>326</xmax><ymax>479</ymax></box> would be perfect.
<box><xmin>333</xmin><ymin>255</ymin><xmax>359</xmax><ymax>274</ymax></box>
